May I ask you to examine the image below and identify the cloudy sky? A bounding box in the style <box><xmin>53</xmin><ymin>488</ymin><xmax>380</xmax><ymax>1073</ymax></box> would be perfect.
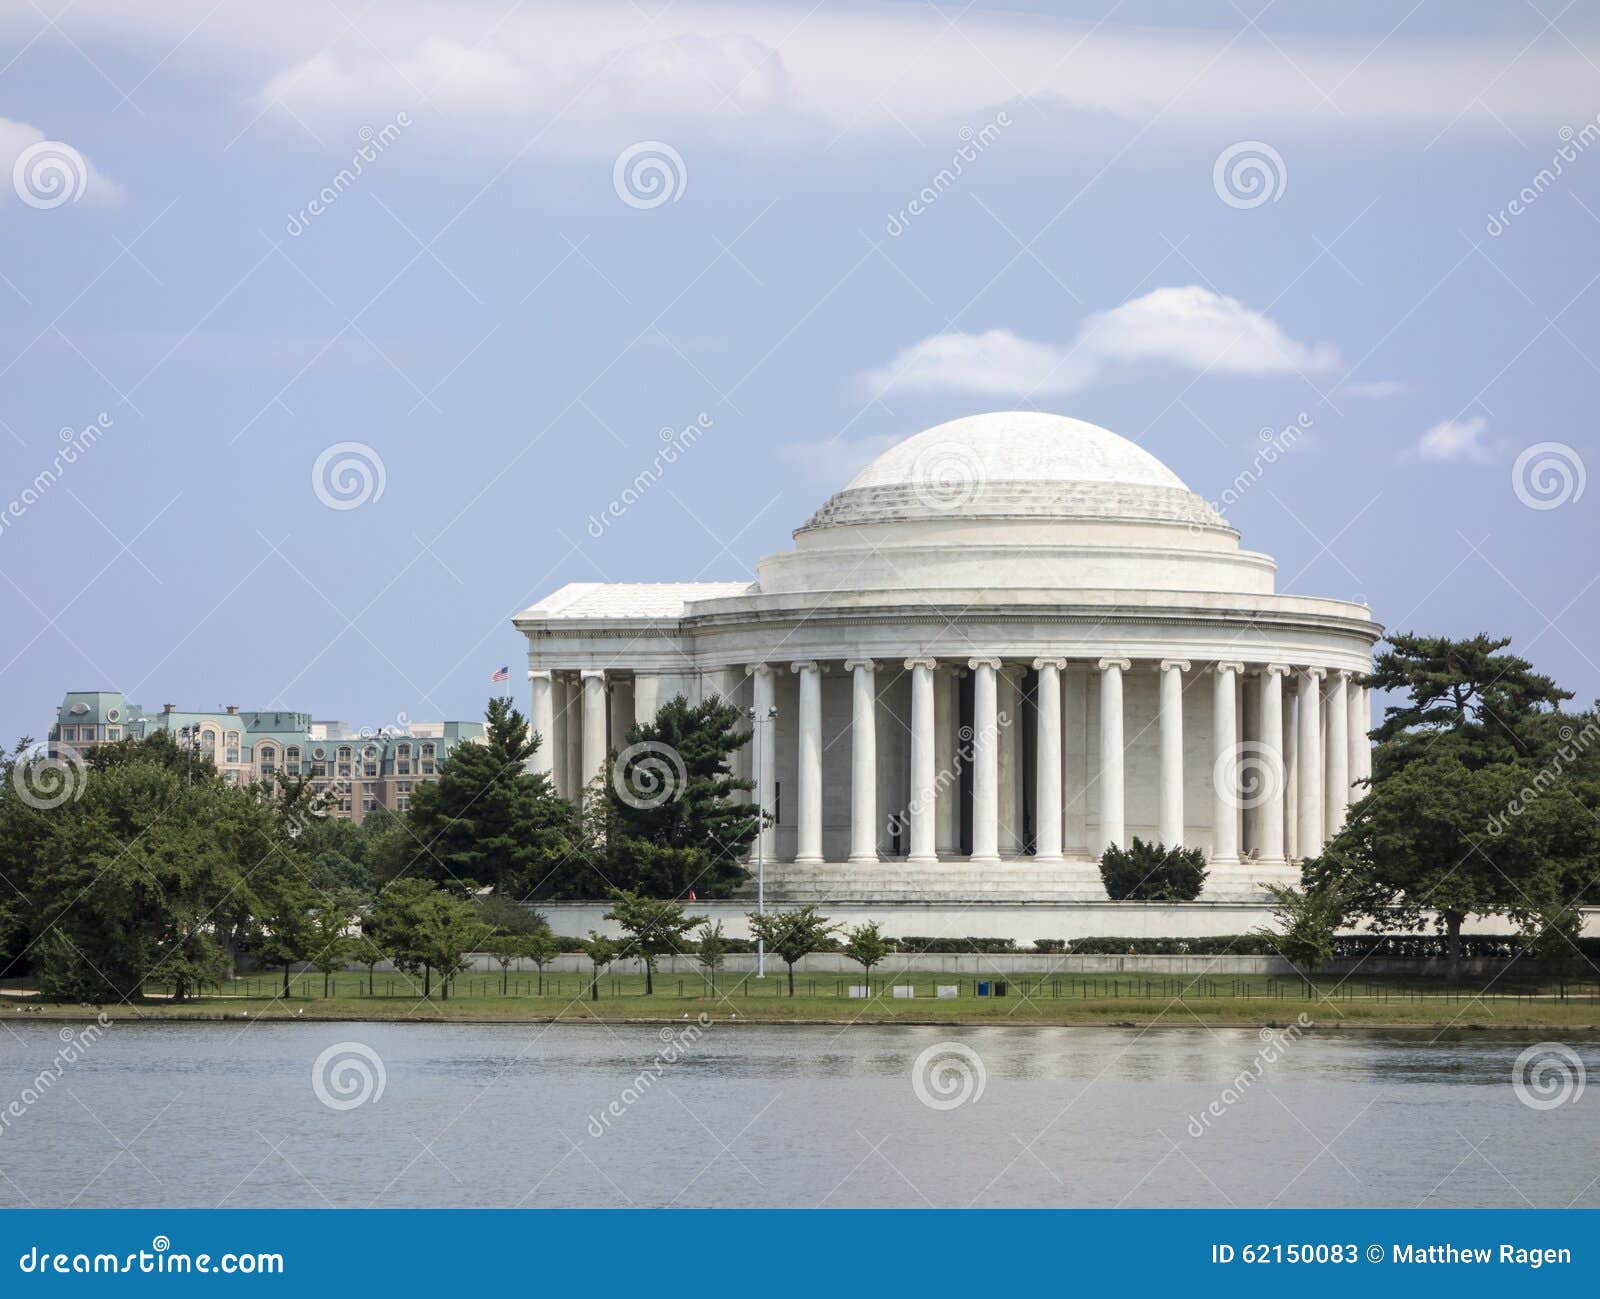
<box><xmin>1</xmin><ymin>0</ymin><xmax>1596</xmax><ymax>734</ymax></box>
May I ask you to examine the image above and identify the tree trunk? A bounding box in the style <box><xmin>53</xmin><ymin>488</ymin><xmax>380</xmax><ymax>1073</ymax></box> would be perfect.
<box><xmin>590</xmin><ymin>971</ymin><xmax>599</xmax><ymax>1001</ymax></box>
<box><xmin>1444</xmin><ymin>912</ymin><xmax>1464</xmax><ymax>985</ymax></box>
<box><xmin>282</xmin><ymin>965</ymin><xmax>291</xmax><ymax>999</ymax></box>
<box><xmin>368</xmin><ymin>965</ymin><xmax>375</xmax><ymax>996</ymax></box>
<box><xmin>787</xmin><ymin>964</ymin><xmax>795</xmax><ymax>997</ymax></box>
<box><xmin>645</xmin><ymin>963</ymin><xmax>654</xmax><ymax>995</ymax></box>
<box><xmin>423</xmin><ymin>963</ymin><xmax>431</xmax><ymax>998</ymax></box>
<box><xmin>323</xmin><ymin>972</ymin><xmax>329</xmax><ymax>998</ymax></box>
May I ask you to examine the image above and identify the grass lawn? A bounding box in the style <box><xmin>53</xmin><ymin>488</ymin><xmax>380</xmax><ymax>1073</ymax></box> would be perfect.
<box><xmin>10</xmin><ymin>969</ymin><xmax>1600</xmax><ymax>1029</ymax></box>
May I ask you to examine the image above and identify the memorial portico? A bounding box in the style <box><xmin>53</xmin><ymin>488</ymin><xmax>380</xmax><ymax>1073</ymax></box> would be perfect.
<box><xmin>514</xmin><ymin>412</ymin><xmax>1380</xmax><ymax>902</ymax></box>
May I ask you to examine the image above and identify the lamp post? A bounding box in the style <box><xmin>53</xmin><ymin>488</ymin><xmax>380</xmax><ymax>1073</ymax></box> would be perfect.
<box><xmin>748</xmin><ymin>703</ymin><xmax>777</xmax><ymax>978</ymax></box>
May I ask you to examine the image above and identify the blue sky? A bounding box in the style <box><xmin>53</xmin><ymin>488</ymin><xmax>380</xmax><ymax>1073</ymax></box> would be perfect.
<box><xmin>1</xmin><ymin>0</ymin><xmax>1596</xmax><ymax>737</ymax></box>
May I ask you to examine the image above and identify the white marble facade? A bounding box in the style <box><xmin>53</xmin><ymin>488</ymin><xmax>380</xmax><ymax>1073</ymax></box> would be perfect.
<box><xmin>514</xmin><ymin>413</ymin><xmax>1381</xmax><ymax>902</ymax></box>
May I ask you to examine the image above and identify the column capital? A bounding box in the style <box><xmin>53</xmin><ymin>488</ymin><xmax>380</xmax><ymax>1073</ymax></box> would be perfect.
<box><xmin>1032</xmin><ymin>657</ymin><xmax>1067</xmax><ymax>671</ymax></box>
<box><xmin>1159</xmin><ymin>658</ymin><xmax>1190</xmax><ymax>673</ymax></box>
<box><xmin>967</xmin><ymin>656</ymin><xmax>1002</xmax><ymax>671</ymax></box>
<box><xmin>1096</xmin><ymin>657</ymin><xmax>1131</xmax><ymax>672</ymax></box>
<box><xmin>1301</xmin><ymin>667</ymin><xmax>1327</xmax><ymax>682</ymax></box>
<box><xmin>843</xmin><ymin>658</ymin><xmax>877</xmax><ymax>672</ymax></box>
<box><xmin>1263</xmin><ymin>663</ymin><xmax>1292</xmax><ymax>677</ymax></box>
<box><xmin>904</xmin><ymin>657</ymin><xmax>938</xmax><ymax>671</ymax></box>
<box><xmin>580</xmin><ymin>668</ymin><xmax>607</xmax><ymax>682</ymax></box>
<box><xmin>1214</xmin><ymin>660</ymin><xmax>1245</xmax><ymax>675</ymax></box>
<box><xmin>1325</xmin><ymin>667</ymin><xmax>1350</xmax><ymax>683</ymax></box>
<box><xmin>790</xmin><ymin>660</ymin><xmax>820</xmax><ymax>674</ymax></box>
<box><xmin>744</xmin><ymin>662</ymin><xmax>774</xmax><ymax>677</ymax></box>
<box><xmin>528</xmin><ymin>668</ymin><xmax>554</xmax><ymax>682</ymax></box>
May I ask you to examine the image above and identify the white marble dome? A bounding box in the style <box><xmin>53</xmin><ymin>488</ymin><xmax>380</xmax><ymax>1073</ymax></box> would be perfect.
<box><xmin>847</xmin><ymin>411</ymin><xmax>1189</xmax><ymax>493</ymax></box>
<box><xmin>798</xmin><ymin>410</ymin><xmax>1223</xmax><ymax>537</ymax></box>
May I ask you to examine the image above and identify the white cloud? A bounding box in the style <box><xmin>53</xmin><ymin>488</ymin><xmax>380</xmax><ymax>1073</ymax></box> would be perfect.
<box><xmin>0</xmin><ymin>2</ymin><xmax>1591</xmax><ymax>155</ymax></box>
<box><xmin>1345</xmin><ymin>379</ymin><xmax>1407</xmax><ymax>398</ymax></box>
<box><xmin>0</xmin><ymin>119</ymin><xmax>122</xmax><ymax>205</ymax></box>
<box><xmin>1415</xmin><ymin>415</ymin><xmax>1495</xmax><ymax>462</ymax></box>
<box><xmin>862</xmin><ymin>286</ymin><xmax>1339</xmax><ymax>399</ymax></box>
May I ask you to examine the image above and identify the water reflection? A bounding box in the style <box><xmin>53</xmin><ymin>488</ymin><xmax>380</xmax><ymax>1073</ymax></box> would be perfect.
<box><xmin>0</xmin><ymin>1022</ymin><xmax>1592</xmax><ymax>1209</ymax></box>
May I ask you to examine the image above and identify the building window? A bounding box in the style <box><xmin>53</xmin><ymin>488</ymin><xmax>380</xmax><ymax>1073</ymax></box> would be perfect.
<box><xmin>396</xmin><ymin>743</ymin><xmax>411</xmax><ymax>776</ymax></box>
<box><xmin>363</xmin><ymin>745</ymin><xmax>379</xmax><ymax>777</ymax></box>
<box><xmin>226</xmin><ymin>731</ymin><xmax>241</xmax><ymax>764</ymax></box>
<box><xmin>60</xmin><ymin>726</ymin><xmax>76</xmax><ymax>742</ymax></box>
<box><xmin>421</xmin><ymin>743</ymin><xmax>436</xmax><ymax>774</ymax></box>
<box><xmin>285</xmin><ymin>746</ymin><xmax>301</xmax><ymax>775</ymax></box>
<box><xmin>201</xmin><ymin>730</ymin><xmax>217</xmax><ymax>754</ymax></box>
<box><xmin>258</xmin><ymin>745</ymin><xmax>276</xmax><ymax>776</ymax></box>
<box><xmin>337</xmin><ymin>745</ymin><xmax>352</xmax><ymax>778</ymax></box>
<box><xmin>106</xmin><ymin>727</ymin><xmax>120</xmax><ymax>741</ymax></box>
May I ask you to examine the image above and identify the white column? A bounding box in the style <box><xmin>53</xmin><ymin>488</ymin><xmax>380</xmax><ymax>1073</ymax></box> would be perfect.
<box><xmin>792</xmin><ymin>661</ymin><xmax>823</xmax><ymax>864</ymax></box>
<box><xmin>1158</xmin><ymin>659</ymin><xmax>1188</xmax><ymax>848</ymax></box>
<box><xmin>747</xmin><ymin>664</ymin><xmax>776</xmax><ymax>864</ymax></box>
<box><xmin>1097</xmin><ymin>657</ymin><xmax>1130</xmax><ymax>852</ymax></box>
<box><xmin>845</xmin><ymin>660</ymin><xmax>878</xmax><ymax>863</ymax></box>
<box><xmin>968</xmin><ymin>658</ymin><xmax>1001</xmax><ymax>864</ymax></box>
<box><xmin>906</xmin><ymin>658</ymin><xmax>938</xmax><ymax>864</ymax></box>
<box><xmin>934</xmin><ymin>666</ymin><xmax>958</xmax><ymax>856</ymax></box>
<box><xmin>1296</xmin><ymin>669</ymin><xmax>1325</xmax><ymax>856</ymax></box>
<box><xmin>1282</xmin><ymin>690</ymin><xmax>1298</xmax><ymax>862</ymax></box>
<box><xmin>1033</xmin><ymin>658</ymin><xmax>1066</xmax><ymax>862</ymax></box>
<box><xmin>1325</xmin><ymin>670</ymin><xmax>1350</xmax><ymax>836</ymax></box>
<box><xmin>564</xmin><ymin>676</ymin><xmax>583</xmax><ymax>798</ymax></box>
<box><xmin>580</xmin><ymin>670</ymin><xmax>607</xmax><ymax>795</ymax></box>
<box><xmin>633</xmin><ymin>673</ymin><xmax>660</xmax><ymax>727</ymax></box>
<box><xmin>527</xmin><ymin>669</ymin><xmax>555</xmax><ymax>778</ymax></box>
<box><xmin>1211</xmin><ymin>661</ymin><xmax>1243</xmax><ymax>865</ymax></box>
<box><xmin>996</xmin><ymin>666</ymin><xmax>1021</xmax><ymax>854</ymax></box>
<box><xmin>1347</xmin><ymin>678</ymin><xmax>1368</xmax><ymax>796</ymax></box>
<box><xmin>1258</xmin><ymin>665</ymin><xmax>1289</xmax><ymax>862</ymax></box>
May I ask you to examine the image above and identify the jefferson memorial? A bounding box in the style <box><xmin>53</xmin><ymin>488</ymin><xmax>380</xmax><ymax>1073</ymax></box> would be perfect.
<box><xmin>514</xmin><ymin>412</ymin><xmax>1379</xmax><ymax>907</ymax></box>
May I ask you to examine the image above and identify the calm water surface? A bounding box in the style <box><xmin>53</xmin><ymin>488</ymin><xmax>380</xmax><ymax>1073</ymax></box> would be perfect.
<box><xmin>0</xmin><ymin>1021</ymin><xmax>1593</xmax><ymax>1208</ymax></box>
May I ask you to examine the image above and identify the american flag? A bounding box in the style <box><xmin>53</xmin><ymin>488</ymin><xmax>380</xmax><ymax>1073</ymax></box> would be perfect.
<box><xmin>489</xmin><ymin>665</ymin><xmax>509</xmax><ymax>683</ymax></box>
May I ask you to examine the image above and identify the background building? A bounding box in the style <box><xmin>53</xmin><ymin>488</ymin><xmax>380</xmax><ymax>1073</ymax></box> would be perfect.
<box><xmin>48</xmin><ymin>691</ymin><xmax>484</xmax><ymax>824</ymax></box>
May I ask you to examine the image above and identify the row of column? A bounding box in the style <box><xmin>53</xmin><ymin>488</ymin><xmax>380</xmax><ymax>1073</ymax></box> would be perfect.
<box><xmin>525</xmin><ymin>668</ymin><xmax>661</xmax><ymax>797</ymax></box>
<box><xmin>527</xmin><ymin>659</ymin><xmax>1373</xmax><ymax>866</ymax></box>
<box><xmin>752</xmin><ymin>657</ymin><xmax>1371</xmax><ymax>867</ymax></box>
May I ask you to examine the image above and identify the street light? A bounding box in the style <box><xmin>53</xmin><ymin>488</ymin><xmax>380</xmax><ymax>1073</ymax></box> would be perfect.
<box><xmin>747</xmin><ymin>703</ymin><xmax>778</xmax><ymax>978</ymax></box>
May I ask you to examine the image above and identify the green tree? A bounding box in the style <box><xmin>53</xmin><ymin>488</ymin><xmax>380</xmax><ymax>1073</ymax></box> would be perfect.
<box><xmin>404</xmin><ymin>697</ymin><xmax>578</xmax><ymax>894</ymax></box>
<box><xmin>1256</xmin><ymin>883</ymin><xmax>1347</xmax><ymax>984</ymax></box>
<box><xmin>747</xmin><ymin>905</ymin><xmax>838</xmax><ymax>996</ymax></box>
<box><xmin>252</xmin><ymin>873</ymin><xmax>317</xmax><ymax>999</ymax></box>
<box><xmin>8</xmin><ymin>737</ymin><xmax>291</xmax><ymax>1003</ymax></box>
<box><xmin>841</xmin><ymin>921</ymin><xmax>891</xmax><ymax>993</ymax></box>
<box><xmin>1098</xmin><ymin>838</ymin><xmax>1208</xmax><ymax>901</ymax></box>
<box><xmin>526</xmin><ymin>930</ymin><xmax>561</xmax><ymax>996</ymax></box>
<box><xmin>370</xmin><ymin>877</ymin><xmax>483</xmax><ymax>999</ymax></box>
<box><xmin>583</xmin><ymin>931</ymin><xmax>619</xmax><ymax>1001</ymax></box>
<box><xmin>1313</xmin><ymin>633</ymin><xmax>1600</xmax><ymax>983</ymax></box>
<box><xmin>1367</xmin><ymin>632</ymin><xmax>1571</xmax><ymax>776</ymax></box>
<box><xmin>306</xmin><ymin>890</ymin><xmax>361</xmax><ymax>997</ymax></box>
<box><xmin>694</xmin><ymin>920</ymin><xmax>728</xmax><ymax>997</ymax></box>
<box><xmin>604</xmin><ymin>889</ymin><xmax>705</xmax><ymax>995</ymax></box>
<box><xmin>1308</xmin><ymin>755</ymin><xmax>1552</xmax><ymax>983</ymax></box>
<box><xmin>604</xmin><ymin>694</ymin><xmax>759</xmax><ymax>897</ymax></box>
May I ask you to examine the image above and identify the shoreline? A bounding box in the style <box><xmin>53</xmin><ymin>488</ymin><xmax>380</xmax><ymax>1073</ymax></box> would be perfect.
<box><xmin>14</xmin><ymin>1007</ymin><xmax>1600</xmax><ymax>1033</ymax></box>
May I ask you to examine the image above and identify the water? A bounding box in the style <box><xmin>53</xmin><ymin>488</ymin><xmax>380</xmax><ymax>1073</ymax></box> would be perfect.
<box><xmin>0</xmin><ymin>1021</ymin><xmax>1593</xmax><ymax>1208</ymax></box>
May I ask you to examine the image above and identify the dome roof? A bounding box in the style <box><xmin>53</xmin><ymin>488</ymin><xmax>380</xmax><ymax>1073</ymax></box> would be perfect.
<box><xmin>798</xmin><ymin>411</ymin><xmax>1223</xmax><ymax>535</ymax></box>
<box><xmin>846</xmin><ymin>411</ymin><xmax>1189</xmax><ymax>494</ymax></box>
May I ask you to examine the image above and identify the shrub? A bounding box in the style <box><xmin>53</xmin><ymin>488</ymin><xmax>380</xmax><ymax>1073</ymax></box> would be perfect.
<box><xmin>1098</xmin><ymin>837</ymin><xmax>1207</xmax><ymax>901</ymax></box>
<box><xmin>1034</xmin><ymin>939</ymin><xmax>1065</xmax><ymax>953</ymax></box>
